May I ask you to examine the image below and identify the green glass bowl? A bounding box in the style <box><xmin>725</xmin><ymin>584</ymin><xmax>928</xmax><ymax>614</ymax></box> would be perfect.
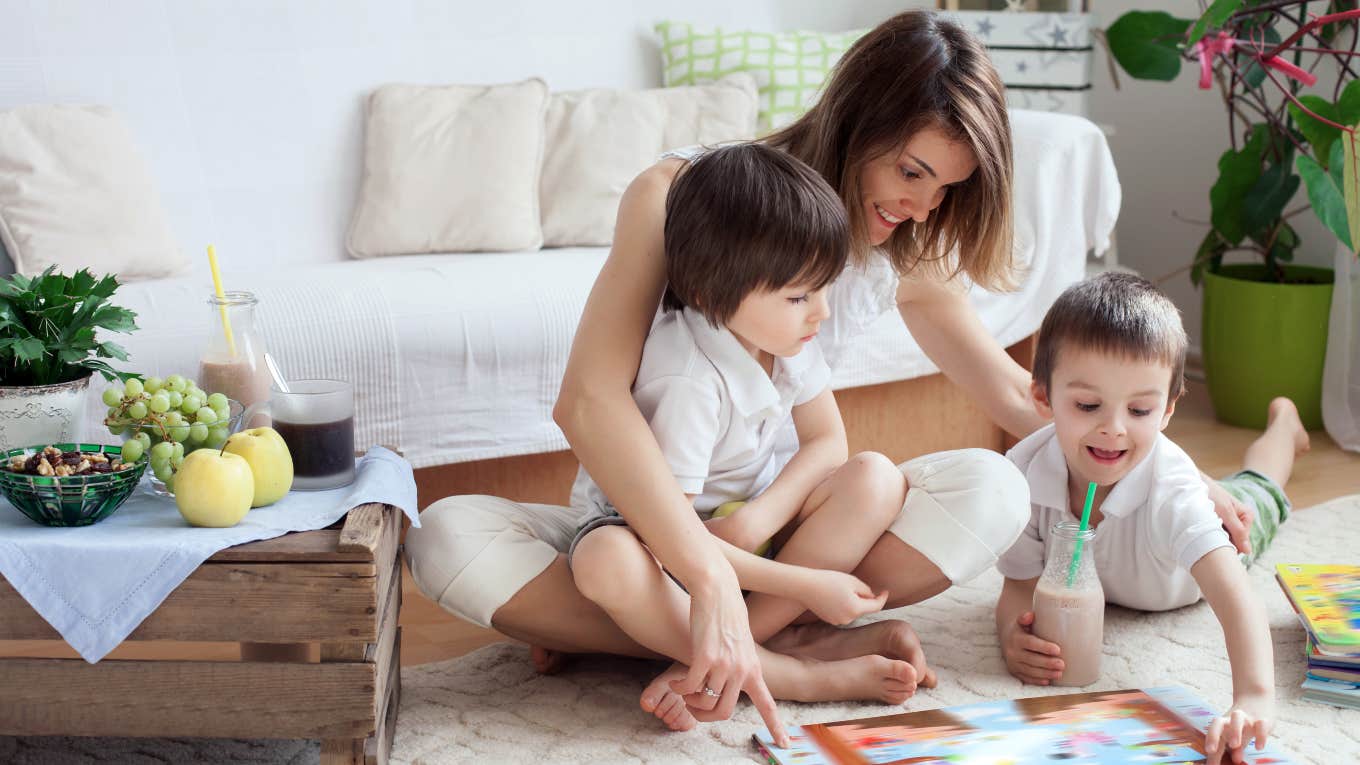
<box><xmin>0</xmin><ymin>443</ymin><xmax>147</xmax><ymax>527</ymax></box>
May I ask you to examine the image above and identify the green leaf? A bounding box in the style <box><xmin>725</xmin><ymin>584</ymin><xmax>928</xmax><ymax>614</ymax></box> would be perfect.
<box><xmin>1187</xmin><ymin>0</ymin><xmax>1244</xmax><ymax>46</ymax></box>
<box><xmin>10</xmin><ymin>336</ymin><xmax>45</xmax><ymax>363</ymax></box>
<box><xmin>1106</xmin><ymin>11</ymin><xmax>1193</xmax><ymax>81</ymax></box>
<box><xmin>1344</xmin><ymin>128</ymin><xmax>1360</xmax><ymax>255</ymax></box>
<box><xmin>90</xmin><ymin>305</ymin><xmax>137</xmax><ymax>333</ymax></box>
<box><xmin>1297</xmin><ymin>144</ymin><xmax>1352</xmax><ymax>249</ymax></box>
<box><xmin>77</xmin><ymin>359</ymin><xmax>123</xmax><ymax>382</ymax></box>
<box><xmin>1210</xmin><ymin>124</ymin><xmax>1270</xmax><ymax>244</ymax></box>
<box><xmin>1289</xmin><ymin>96</ymin><xmax>1340</xmax><ymax>167</ymax></box>
<box><xmin>1242</xmin><ymin>157</ymin><xmax>1299</xmax><ymax>233</ymax></box>
<box><xmin>69</xmin><ymin>269</ymin><xmax>96</xmax><ymax>298</ymax></box>
<box><xmin>96</xmin><ymin>341</ymin><xmax>129</xmax><ymax>362</ymax></box>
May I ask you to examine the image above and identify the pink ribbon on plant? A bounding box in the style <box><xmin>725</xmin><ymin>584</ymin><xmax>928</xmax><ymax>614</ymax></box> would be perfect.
<box><xmin>1196</xmin><ymin>29</ymin><xmax>1319</xmax><ymax>90</ymax></box>
<box><xmin>1196</xmin><ymin>31</ymin><xmax>1234</xmax><ymax>89</ymax></box>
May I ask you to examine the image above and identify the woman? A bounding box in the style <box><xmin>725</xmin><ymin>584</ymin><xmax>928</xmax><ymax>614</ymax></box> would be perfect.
<box><xmin>405</xmin><ymin>9</ymin><xmax>1248</xmax><ymax>743</ymax></box>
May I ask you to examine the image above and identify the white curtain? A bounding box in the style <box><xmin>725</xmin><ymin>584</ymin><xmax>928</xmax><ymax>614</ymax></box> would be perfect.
<box><xmin>1323</xmin><ymin>241</ymin><xmax>1360</xmax><ymax>453</ymax></box>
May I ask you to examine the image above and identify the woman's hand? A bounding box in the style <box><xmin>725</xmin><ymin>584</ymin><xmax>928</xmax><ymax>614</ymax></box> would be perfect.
<box><xmin>671</xmin><ymin>577</ymin><xmax>790</xmax><ymax>748</ymax></box>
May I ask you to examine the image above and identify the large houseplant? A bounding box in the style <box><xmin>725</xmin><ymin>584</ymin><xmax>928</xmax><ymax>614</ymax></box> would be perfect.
<box><xmin>1105</xmin><ymin>0</ymin><xmax>1360</xmax><ymax>429</ymax></box>
<box><xmin>0</xmin><ymin>268</ymin><xmax>138</xmax><ymax>446</ymax></box>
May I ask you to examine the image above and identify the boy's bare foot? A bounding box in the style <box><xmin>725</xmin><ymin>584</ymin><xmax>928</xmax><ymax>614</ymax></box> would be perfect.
<box><xmin>765</xmin><ymin>620</ymin><xmax>938</xmax><ymax>688</ymax></box>
<box><xmin>640</xmin><ymin>662</ymin><xmax>697</xmax><ymax>732</ymax></box>
<box><xmin>1267</xmin><ymin>397</ymin><xmax>1311</xmax><ymax>455</ymax></box>
<box><xmin>530</xmin><ymin>645</ymin><xmax>567</xmax><ymax>675</ymax></box>
<box><xmin>789</xmin><ymin>654</ymin><xmax>919</xmax><ymax>705</ymax></box>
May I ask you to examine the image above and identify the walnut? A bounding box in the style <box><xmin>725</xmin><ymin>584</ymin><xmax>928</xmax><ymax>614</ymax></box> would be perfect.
<box><xmin>36</xmin><ymin>460</ymin><xmax>54</xmax><ymax>476</ymax></box>
<box><xmin>54</xmin><ymin>464</ymin><xmax>72</xmax><ymax>477</ymax></box>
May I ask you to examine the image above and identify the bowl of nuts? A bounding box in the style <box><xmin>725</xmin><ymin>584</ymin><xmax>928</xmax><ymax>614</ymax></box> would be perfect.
<box><xmin>0</xmin><ymin>443</ymin><xmax>147</xmax><ymax>526</ymax></box>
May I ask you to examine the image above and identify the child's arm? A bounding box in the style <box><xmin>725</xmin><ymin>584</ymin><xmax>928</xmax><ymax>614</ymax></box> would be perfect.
<box><xmin>708</xmin><ymin>388</ymin><xmax>847</xmax><ymax>551</ymax></box>
<box><xmin>995</xmin><ymin>576</ymin><xmax>1065</xmax><ymax>685</ymax></box>
<box><xmin>684</xmin><ymin>490</ymin><xmax>884</xmax><ymax>625</ymax></box>
<box><xmin>1190</xmin><ymin>546</ymin><xmax>1275</xmax><ymax>765</ymax></box>
<box><xmin>713</xmin><ymin>532</ymin><xmax>886</xmax><ymax>626</ymax></box>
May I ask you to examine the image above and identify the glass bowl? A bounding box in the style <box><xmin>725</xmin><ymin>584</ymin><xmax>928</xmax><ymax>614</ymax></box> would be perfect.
<box><xmin>119</xmin><ymin>398</ymin><xmax>247</xmax><ymax>497</ymax></box>
<box><xmin>0</xmin><ymin>443</ymin><xmax>148</xmax><ymax>526</ymax></box>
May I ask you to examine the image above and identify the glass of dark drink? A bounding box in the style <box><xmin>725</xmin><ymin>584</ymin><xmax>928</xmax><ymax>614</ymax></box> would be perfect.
<box><xmin>271</xmin><ymin>379</ymin><xmax>355</xmax><ymax>490</ymax></box>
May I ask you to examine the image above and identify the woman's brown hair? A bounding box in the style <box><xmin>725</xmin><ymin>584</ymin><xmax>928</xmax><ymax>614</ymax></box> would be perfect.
<box><xmin>766</xmin><ymin>10</ymin><xmax>1015</xmax><ymax>291</ymax></box>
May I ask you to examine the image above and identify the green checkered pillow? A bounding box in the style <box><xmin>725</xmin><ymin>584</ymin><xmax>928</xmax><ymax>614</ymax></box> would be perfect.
<box><xmin>656</xmin><ymin>21</ymin><xmax>864</xmax><ymax>132</ymax></box>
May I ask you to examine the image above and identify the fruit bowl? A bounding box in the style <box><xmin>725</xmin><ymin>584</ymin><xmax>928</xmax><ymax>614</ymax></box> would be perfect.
<box><xmin>119</xmin><ymin>398</ymin><xmax>247</xmax><ymax>496</ymax></box>
<box><xmin>0</xmin><ymin>443</ymin><xmax>147</xmax><ymax>526</ymax></box>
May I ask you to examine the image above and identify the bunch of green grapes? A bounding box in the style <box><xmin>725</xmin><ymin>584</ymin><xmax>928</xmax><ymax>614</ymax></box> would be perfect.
<box><xmin>102</xmin><ymin>374</ymin><xmax>234</xmax><ymax>489</ymax></box>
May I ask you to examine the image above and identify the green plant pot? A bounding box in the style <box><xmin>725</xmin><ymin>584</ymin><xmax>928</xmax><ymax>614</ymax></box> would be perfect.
<box><xmin>1202</xmin><ymin>264</ymin><xmax>1334</xmax><ymax>430</ymax></box>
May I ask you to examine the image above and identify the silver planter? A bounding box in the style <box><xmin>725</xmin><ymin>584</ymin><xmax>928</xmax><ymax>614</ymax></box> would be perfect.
<box><xmin>0</xmin><ymin>374</ymin><xmax>92</xmax><ymax>449</ymax></box>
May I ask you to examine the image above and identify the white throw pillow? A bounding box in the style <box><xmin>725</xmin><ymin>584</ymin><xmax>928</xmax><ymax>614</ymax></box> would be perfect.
<box><xmin>347</xmin><ymin>79</ymin><xmax>549</xmax><ymax>257</ymax></box>
<box><xmin>0</xmin><ymin>105</ymin><xmax>186</xmax><ymax>280</ymax></box>
<box><xmin>540</xmin><ymin>74</ymin><xmax>758</xmax><ymax>247</ymax></box>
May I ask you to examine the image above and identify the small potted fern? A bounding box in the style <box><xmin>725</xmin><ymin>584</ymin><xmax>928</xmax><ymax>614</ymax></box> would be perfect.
<box><xmin>0</xmin><ymin>268</ymin><xmax>138</xmax><ymax>447</ymax></box>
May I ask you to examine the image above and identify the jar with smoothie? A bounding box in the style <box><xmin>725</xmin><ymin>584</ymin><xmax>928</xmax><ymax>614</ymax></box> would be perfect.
<box><xmin>198</xmin><ymin>291</ymin><xmax>273</xmax><ymax>426</ymax></box>
<box><xmin>1032</xmin><ymin>520</ymin><xmax>1105</xmax><ymax>687</ymax></box>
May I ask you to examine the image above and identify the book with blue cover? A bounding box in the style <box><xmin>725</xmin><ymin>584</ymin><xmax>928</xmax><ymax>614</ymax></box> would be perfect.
<box><xmin>752</xmin><ymin>686</ymin><xmax>1296</xmax><ymax>764</ymax></box>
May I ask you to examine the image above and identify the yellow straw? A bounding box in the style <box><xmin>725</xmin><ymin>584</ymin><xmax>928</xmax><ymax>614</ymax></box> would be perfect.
<box><xmin>206</xmin><ymin>245</ymin><xmax>237</xmax><ymax>359</ymax></box>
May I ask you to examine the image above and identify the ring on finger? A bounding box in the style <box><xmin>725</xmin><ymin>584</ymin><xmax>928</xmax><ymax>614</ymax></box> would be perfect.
<box><xmin>702</xmin><ymin>686</ymin><xmax>721</xmax><ymax>698</ymax></box>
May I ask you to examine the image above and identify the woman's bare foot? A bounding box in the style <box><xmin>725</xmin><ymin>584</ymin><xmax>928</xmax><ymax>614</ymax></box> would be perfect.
<box><xmin>530</xmin><ymin>645</ymin><xmax>567</xmax><ymax>675</ymax></box>
<box><xmin>640</xmin><ymin>662</ymin><xmax>698</xmax><ymax>732</ymax></box>
<box><xmin>1268</xmin><ymin>397</ymin><xmax>1311</xmax><ymax>455</ymax></box>
<box><xmin>765</xmin><ymin>620</ymin><xmax>937</xmax><ymax>688</ymax></box>
<box><xmin>786</xmin><ymin>654</ymin><xmax>919</xmax><ymax>705</ymax></box>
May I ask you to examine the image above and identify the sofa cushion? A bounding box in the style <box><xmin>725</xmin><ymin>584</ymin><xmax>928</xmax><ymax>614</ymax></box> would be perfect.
<box><xmin>540</xmin><ymin>74</ymin><xmax>758</xmax><ymax>247</ymax></box>
<box><xmin>0</xmin><ymin>105</ymin><xmax>186</xmax><ymax>280</ymax></box>
<box><xmin>655</xmin><ymin>21</ymin><xmax>863</xmax><ymax>131</ymax></box>
<box><xmin>346</xmin><ymin>78</ymin><xmax>549</xmax><ymax>258</ymax></box>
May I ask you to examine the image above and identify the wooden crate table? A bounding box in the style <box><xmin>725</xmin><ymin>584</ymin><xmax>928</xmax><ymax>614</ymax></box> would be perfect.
<box><xmin>0</xmin><ymin>502</ymin><xmax>403</xmax><ymax>765</ymax></box>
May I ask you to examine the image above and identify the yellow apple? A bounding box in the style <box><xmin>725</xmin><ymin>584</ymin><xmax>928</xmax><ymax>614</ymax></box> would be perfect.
<box><xmin>174</xmin><ymin>449</ymin><xmax>255</xmax><ymax>527</ymax></box>
<box><xmin>224</xmin><ymin>426</ymin><xmax>294</xmax><ymax>507</ymax></box>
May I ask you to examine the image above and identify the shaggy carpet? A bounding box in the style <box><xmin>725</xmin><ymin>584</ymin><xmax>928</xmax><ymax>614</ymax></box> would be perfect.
<box><xmin>4</xmin><ymin>493</ymin><xmax>1356</xmax><ymax>764</ymax></box>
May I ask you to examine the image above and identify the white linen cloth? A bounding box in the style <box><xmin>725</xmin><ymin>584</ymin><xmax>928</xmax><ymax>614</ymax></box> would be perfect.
<box><xmin>0</xmin><ymin>446</ymin><xmax>418</xmax><ymax>663</ymax></box>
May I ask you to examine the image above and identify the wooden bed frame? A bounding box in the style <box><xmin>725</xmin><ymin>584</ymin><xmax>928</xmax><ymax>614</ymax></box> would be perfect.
<box><xmin>413</xmin><ymin>336</ymin><xmax>1036</xmax><ymax>508</ymax></box>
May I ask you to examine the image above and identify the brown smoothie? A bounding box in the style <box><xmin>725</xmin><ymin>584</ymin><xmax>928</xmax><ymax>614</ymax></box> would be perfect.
<box><xmin>199</xmin><ymin>353</ymin><xmax>273</xmax><ymax>426</ymax></box>
<box><xmin>1032</xmin><ymin>579</ymin><xmax>1105</xmax><ymax>687</ymax></box>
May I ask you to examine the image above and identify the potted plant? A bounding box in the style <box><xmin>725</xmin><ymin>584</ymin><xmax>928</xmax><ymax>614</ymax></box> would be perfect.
<box><xmin>0</xmin><ymin>268</ymin><xmax>138</xmax><ymax>447</ymax></box>
<box><xmin>1104</xmin><ymin>0</ymin><xmax>1360</xmax><ymax>429</ymax></box>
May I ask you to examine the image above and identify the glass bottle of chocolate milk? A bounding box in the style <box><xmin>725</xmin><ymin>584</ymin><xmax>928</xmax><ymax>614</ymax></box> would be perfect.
<box><xmin>1032</xmin><ymin>521</ymin><xmax>1105</xmax><ymax>687</ymax></box>
<box><xmin>198</xmin><ymin>291</ymin><xmax>273</xmax><ymax>426</ymax></box>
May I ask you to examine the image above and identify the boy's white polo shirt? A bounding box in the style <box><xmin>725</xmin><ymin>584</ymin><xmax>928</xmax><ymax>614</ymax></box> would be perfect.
<box><xmin>996</xmin><ymin>424</ymin><xmax>1232</xmax><ymax>611</ymax></box>
<box><xmin>571</xmin><ymin>307</ymin><xmax>831</xmax><ymax>518</ymax></box>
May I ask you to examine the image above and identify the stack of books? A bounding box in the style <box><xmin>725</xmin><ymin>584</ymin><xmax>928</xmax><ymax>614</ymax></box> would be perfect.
<box><xmin>1275</xmin><ymin>563</ymin><xmax>1360</xmax><ymax>710</ymax></box>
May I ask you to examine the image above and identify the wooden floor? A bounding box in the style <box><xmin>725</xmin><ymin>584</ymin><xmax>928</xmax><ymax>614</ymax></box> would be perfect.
<box><xmin>4</xmin><ymin>384</ymin><xmax>1356</xmax><ymax>666</ymax></box>
<box><xmin>395</xmin><ymin>383</ymin><xmax>1360</xmax><ymax>667</ymax></box>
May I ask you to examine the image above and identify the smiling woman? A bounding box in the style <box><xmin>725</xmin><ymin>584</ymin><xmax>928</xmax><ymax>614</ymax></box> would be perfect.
<box><xmin>406</xmin><ymin>8</ymin><xmax>1038</xmax><ymax>742</ymax></box>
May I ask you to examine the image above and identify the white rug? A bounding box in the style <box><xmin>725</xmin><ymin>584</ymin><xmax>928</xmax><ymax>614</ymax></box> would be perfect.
<box><xmin>4</xmin><ymin>494</ymin><xmax>1357</xmax><ymax>764</ymax></box>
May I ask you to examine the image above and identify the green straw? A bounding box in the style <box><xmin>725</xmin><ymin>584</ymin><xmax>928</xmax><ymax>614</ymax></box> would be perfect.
<box><xmin>1066</xmin><ymin>482</ymin><xmax>1097</xmax><ymax>588</ymax></box>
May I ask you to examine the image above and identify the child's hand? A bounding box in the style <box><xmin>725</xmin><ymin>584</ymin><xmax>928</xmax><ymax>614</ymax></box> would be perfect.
<box><xmin>1205</xmin><ymin>477</ymin><xmax>1255</xmax><ymax>556</ymax></box>
<box><xmin>1205</xmin><ymin>694</ymin><xmax>1274</xmax><ymax>765</ymax></box>
<box><xmin>800</xmin><ymin>570</ymin><xmax>887</xmax><ymax>626</ymax></box>
<box><xmin>1001</xmin><ymin>611</ymin><xmax>1064</xmax><ymax>685</ymax></box>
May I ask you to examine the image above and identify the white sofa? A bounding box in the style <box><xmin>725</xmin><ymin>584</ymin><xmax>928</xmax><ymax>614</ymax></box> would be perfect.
<box><xmin>0</xmin><ymin>1</ymin><xmax>1120</xmax><ymax>472</ymax></box>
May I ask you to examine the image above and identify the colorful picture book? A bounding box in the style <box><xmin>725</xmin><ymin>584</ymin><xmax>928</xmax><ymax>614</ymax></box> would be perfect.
<box><xmin>1274</xmin><ymin>563</ymin><xmax>1360</xmax><ymax>654</ymax></box>
<box><xmin>751</xmin><ymin>686</ymin><xmax>1296</xmax><ymax>765</ymax></box>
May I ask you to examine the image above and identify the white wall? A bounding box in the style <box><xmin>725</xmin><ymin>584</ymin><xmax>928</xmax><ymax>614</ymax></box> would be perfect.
<box><xmin>1087</xmin><ymin>0</ymin><xmax>1337</xmax><ymax>350</ymax></box>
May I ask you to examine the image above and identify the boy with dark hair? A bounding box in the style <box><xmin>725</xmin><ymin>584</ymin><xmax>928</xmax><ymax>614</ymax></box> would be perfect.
<box><xmin>570</xmin><ymin>143</ymin><xmax>929</xmax><ymax>725</ymax></box>
<box><xmin>995</xmin><ymin>272</ymin><xmax>1309</xmax><ymax>764</ymax></box>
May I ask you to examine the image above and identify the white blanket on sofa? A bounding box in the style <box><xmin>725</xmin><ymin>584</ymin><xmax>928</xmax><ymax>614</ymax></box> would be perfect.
<box><xmin>106</xmin><ymin>112</ymin><xmax>1118</xmax><ymax>469</ymax></box>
